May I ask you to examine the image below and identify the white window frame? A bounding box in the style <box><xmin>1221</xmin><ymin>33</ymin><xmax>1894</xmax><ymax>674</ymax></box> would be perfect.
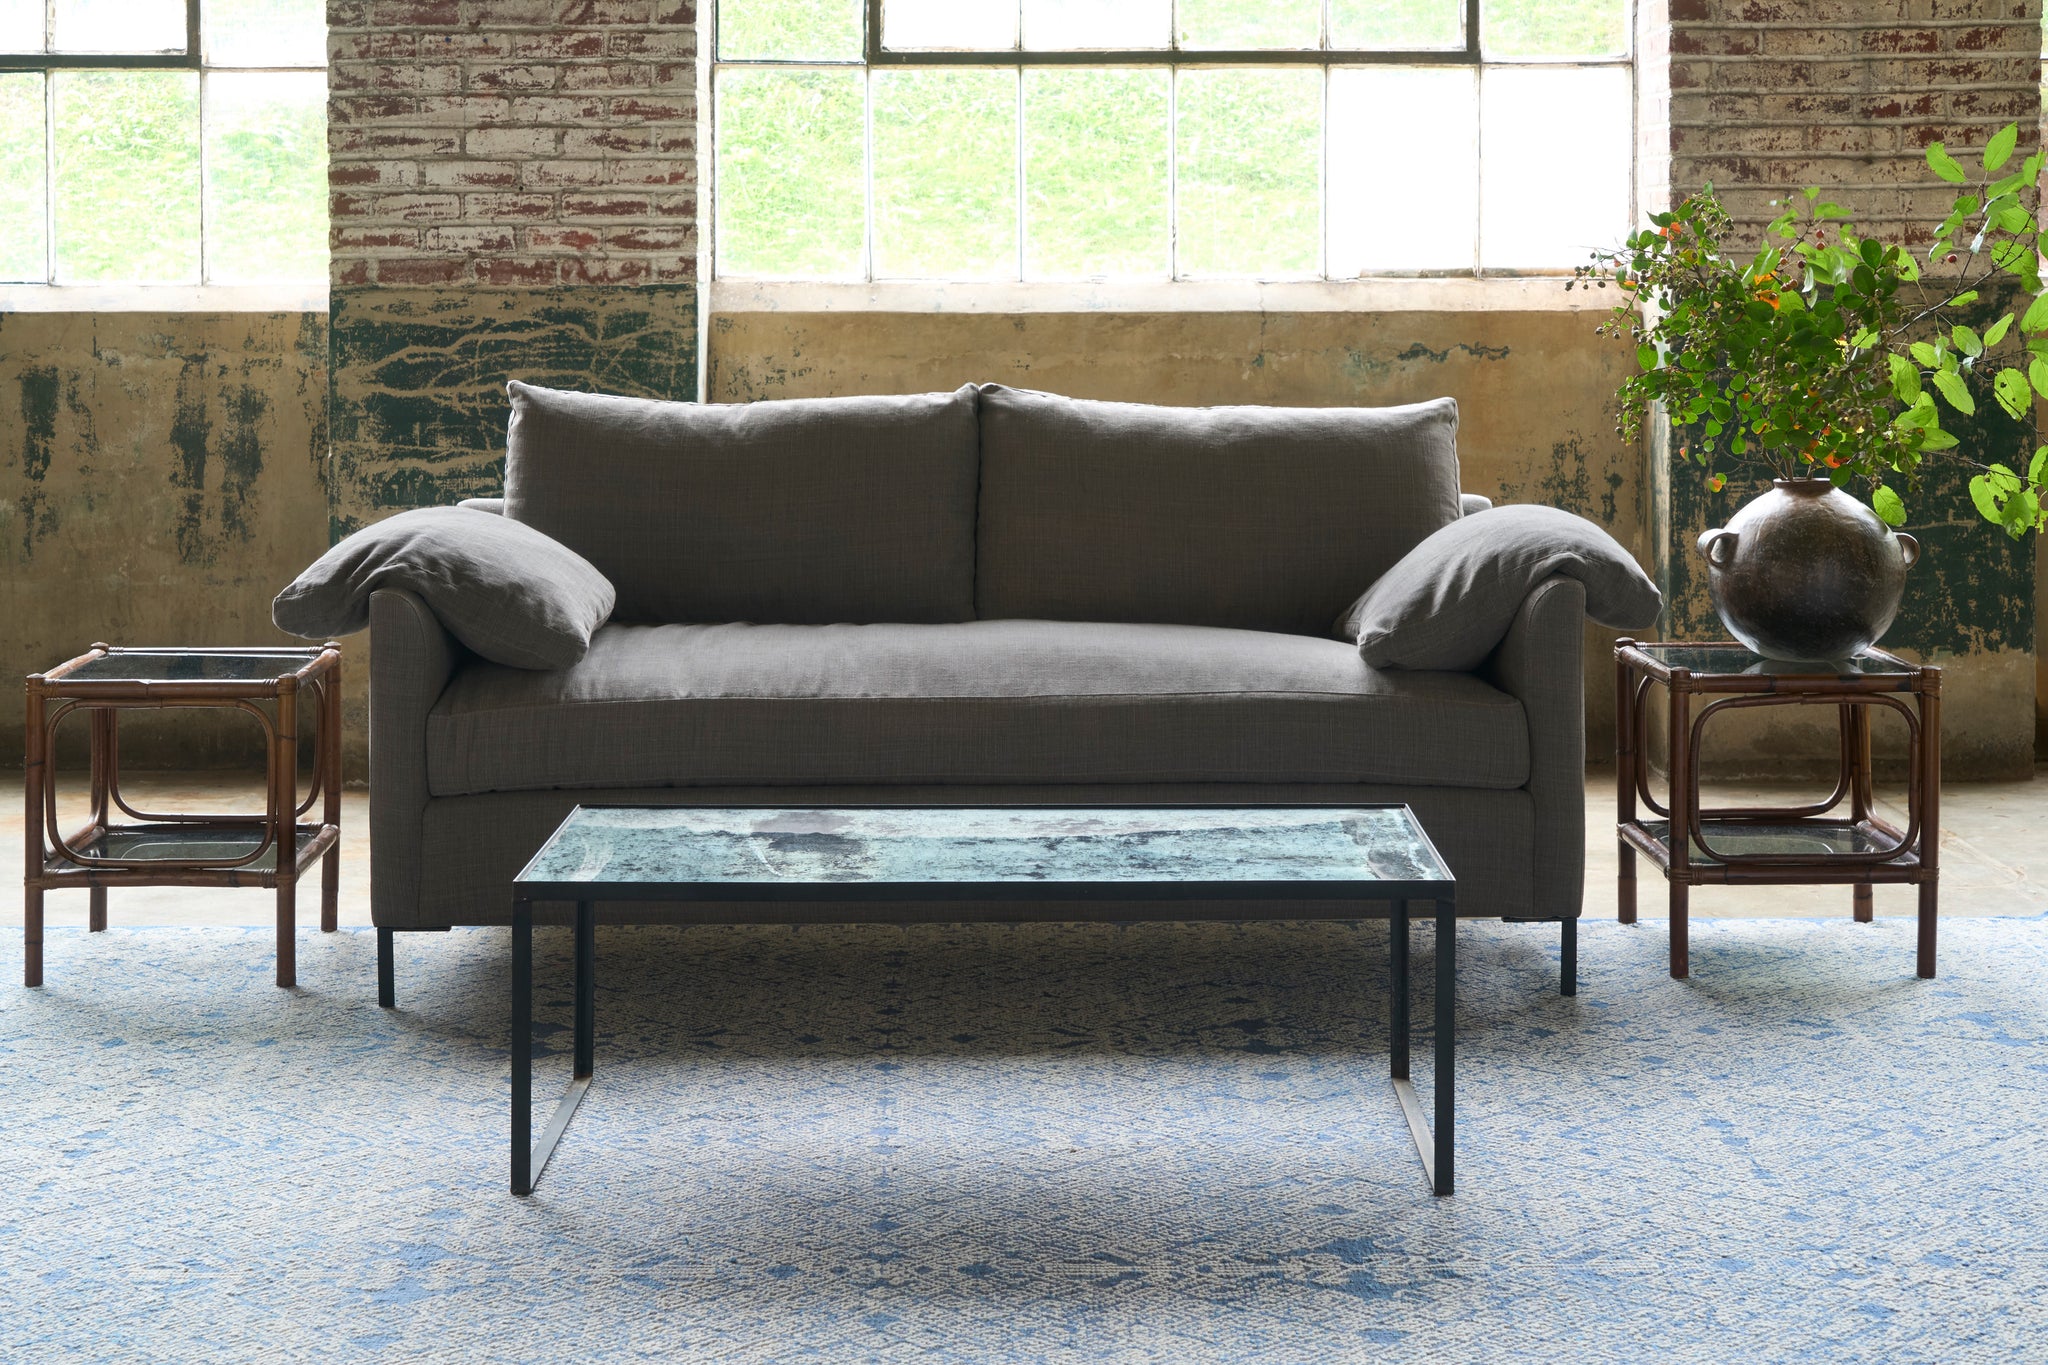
<box><xmin>0</xmin><ymin>0</ymin><xmax>328</xmax><ymax>309</ymax></box>
<box><xmin>710</xmin><ymin>0</ymin><xmax>1637</xmax><ymax>286</ymax></box>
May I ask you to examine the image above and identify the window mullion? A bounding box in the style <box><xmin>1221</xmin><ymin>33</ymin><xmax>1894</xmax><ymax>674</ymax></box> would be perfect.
<box><xmin>41</xmin><ymin>68</ymin><xmax>53</xmax><ymax>283</ymax></box>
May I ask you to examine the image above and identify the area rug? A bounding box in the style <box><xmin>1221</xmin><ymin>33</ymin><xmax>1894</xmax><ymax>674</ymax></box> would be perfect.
<box><xmin>3</xmin><ymin>916</ymin><xmax>2044</xmax><ymax>1363</ymax></box>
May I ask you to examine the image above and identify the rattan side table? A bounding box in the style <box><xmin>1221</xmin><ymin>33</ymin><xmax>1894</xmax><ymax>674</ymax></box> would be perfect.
<box><xmin>1615</xmin><ymin>640</ymin><xmax>1940</xmax><ymax>980</ymax></box>
<box><xmin>24</xmin><ymin>644</ymin><xmax>343</xmax><ymax>989</ymax></box>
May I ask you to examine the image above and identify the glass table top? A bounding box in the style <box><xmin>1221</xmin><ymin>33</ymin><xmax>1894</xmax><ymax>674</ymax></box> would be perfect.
<box><xmin>516</xmin><ymin>806</ymin><xmax>1454</xmax><ymax>892</ymax></box>
<box><xmin>59</xmin><ymin>649</ymin><xmax>321</xmax><ymax>683</ymax></box>
<box><xmin>1638</xmin><ymin>820</ymin><xmax>1915</xmax><ymax>866</ymax></box>
<box><xmin>47</xmin><ymin>827</ymin><xmax>281</xmax><ymax>872</ymax></box>
<box><xmin>1630</xmin><ymin>644</ymin><xmax>1913</xmax><ymax>679</ymax></box>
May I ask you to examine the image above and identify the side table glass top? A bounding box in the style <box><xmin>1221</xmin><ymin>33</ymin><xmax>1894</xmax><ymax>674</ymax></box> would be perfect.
<box><xmin>516</xmin><ymin>806</ymin><xmax>1454</xmax><ymax>893</ymax></box>
<box><xmin>1630</xmin><ymin>643</ymin><xmax>1916</xmax><ymax>679</ymax></box>
<box><xmin>55</xmin><ymin>648</ymin><xmax>323</xmax><ymax>684</ymax></box>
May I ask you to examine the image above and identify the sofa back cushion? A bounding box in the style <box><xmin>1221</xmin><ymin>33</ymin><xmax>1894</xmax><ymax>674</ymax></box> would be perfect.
<box><xmin>974</xmin><ymin>385</ymin><xmax>1463</xmax><ymax>635</ymax></box>
<box><xmin>504</xmin><ymin>381</ymin><xmax>981</xmax><ymax>624</ymax></box>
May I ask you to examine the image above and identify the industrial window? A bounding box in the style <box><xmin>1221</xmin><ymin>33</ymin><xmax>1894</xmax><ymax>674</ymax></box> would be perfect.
<box><xmin>0</xmin><ymin>0</ymin><xmax>326</xmax><ymax>287</ymax></box>
<box><xmin>712</xmin><ymin>0</ymin><xmax>1634</xmax><ymax>282</ymax></box>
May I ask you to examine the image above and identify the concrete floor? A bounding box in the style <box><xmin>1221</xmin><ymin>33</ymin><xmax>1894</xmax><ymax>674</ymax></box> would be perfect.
<box><xmin>2</xmin><ymin>768</ymin><xmax>2041</xmax><ymax>929</ymax></box>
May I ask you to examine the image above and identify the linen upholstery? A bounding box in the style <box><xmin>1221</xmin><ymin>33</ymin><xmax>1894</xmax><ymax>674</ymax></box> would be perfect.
<box><xmin>503</xmin><ymin>381</ymin><xmax>981</xmax><ymax>625</ymax></box>
<box><xmin>1340</xmin><ymin>504</ymin><xmax>1661</xmax><ymax>671</ymax></box>
<box><xmin>1460</xmin><ymin>493</ymin><xmax>1493</xmax><ymax>516</ymax></box>
<box><xmin>274</xmin><ymin>507</ymin><xmax>614</xmax><ymax>670</ymax></box>
<box><xmin>368</xmin><ymin>590</ymin><xmax>463</xmax><ymax>927</ymax></box>
<box><xmin>425</xmin><ymin>620</ymin><xmax>1530</xmax><ymax>797</ymax></box>
<box><xmin>399</xmin><ymin>783</ymin><xmax>1535</xmax><ymax>928</ymax></box>
<box><xmin>1483</xmin><ymin>577</ymin><xmax>1588</xmax><ymax>923</ymax></box>
<box><xmin>974</xmin><ymin>386</ymin><xmax>1463</xmax><ymax>635</ymax></box>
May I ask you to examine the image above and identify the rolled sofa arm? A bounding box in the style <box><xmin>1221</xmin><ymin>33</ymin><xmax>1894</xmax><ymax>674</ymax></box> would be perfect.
<box><xmin>1459</xmin><ymin>492</ymin><xmax>1493</xmax><ymax>516</ymax></box>
<box><xmin>370</xmin><ymin>588</ymin><xmax>462</xmax><ymax>928</ymax></box>
<box><xmin>1481</xmin><ymin>575</ymin><xmax>1586</xmax><ymax>923</ymax></box>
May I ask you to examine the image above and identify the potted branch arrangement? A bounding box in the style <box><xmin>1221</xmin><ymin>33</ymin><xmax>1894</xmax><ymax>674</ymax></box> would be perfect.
<box><xmin>1574</xmin><ymin>120</ymin><xmax>2047</xmax><ymax>662</ymax></box>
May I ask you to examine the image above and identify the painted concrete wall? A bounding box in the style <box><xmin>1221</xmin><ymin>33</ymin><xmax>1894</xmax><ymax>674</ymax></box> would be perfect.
<box><xmin>708</xmin><ymin>306</ymin><xmax>1647</xmax><ymax>762</ymax></box>
<box><xmin>0</xmin><ymin>312</ymin><xmax>348</xmax><ymax>772</ymax></box>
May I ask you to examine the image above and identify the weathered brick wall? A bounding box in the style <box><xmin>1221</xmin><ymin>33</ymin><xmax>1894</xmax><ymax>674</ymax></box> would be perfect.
<box><xmin>327</xmin><ymin>0</ymin><xmax>699</xmax><ymax>288</ymax></box>
<box><xmin>323</xmin><ymin>1</ymin><xmax>702</xmax><ymax>535</ymax></box>
<box><xmin>1664</xmin><ymin>0</ymin><xmax>2040</xmax><ymax>244</ymax></box>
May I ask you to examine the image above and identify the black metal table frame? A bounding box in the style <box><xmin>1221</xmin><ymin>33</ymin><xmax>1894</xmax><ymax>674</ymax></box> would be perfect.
<box><xmin>508</xmin><ymin>803</ymin><xmax>1465</xmax><ymax>1199</ymax></box>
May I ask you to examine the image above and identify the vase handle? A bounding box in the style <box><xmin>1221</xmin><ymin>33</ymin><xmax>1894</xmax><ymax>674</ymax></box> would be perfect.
<box><xmin>1696</xmin><ymin>528</ymin><xmax>1739</xmax><ymax>568</ymax></box>
<box><xmin>1896</xmin><ymin>532</ymin><xmax>1920</xmax><ymax>569</ymax></box>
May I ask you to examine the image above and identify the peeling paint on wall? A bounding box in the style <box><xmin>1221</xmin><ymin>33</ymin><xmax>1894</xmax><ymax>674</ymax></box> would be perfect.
<box><xmin>328</xmin><ymin>285</ymin><xmax>699</xmax><ymax>535</ymax></box>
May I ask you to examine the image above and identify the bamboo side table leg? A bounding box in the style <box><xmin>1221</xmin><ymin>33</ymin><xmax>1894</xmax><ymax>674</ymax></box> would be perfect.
<box><xmin>87</xmin><ymin>708</ymin><xmax>113</xmax><ymax>933</ymax></box>
<box><xmin>320</xmin><ymin>663</ymin><xmax>341</xmax><ymax>935</ymax></box>
<box><xmin>1667</xmin><ymin>671</ymin><xmax>1693</xmax><ymax>980</ymax></box>
<box><xmin>1918</xmin><ymin>672</ymin><xmax>1941</xmax><ymax>979</ymax></box>
<box><xmin>274</xmin><ymin>681</ymin><xmax>299</xmax><ymax>989</ymax></box>
<box><xmin>1616</xmin><ymin>642</ymin><xmax>1637</xmax><ymax>926</ymax></box>
<box><xmin>24</xmin><ymin>675</ymin><xmax>46</xmax><ymax>988</ymax></box>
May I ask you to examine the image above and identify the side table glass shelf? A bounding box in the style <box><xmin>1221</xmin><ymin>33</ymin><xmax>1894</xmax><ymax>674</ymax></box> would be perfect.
<box><xmin>1615</xmin><ymin>640</ymin><xmax>1939</xmax><ymax>980</ymax></box>
<box><xmin>24</xmin><ymin>644</ymin><xmax>343</xmax><ymax>989</ymax></box>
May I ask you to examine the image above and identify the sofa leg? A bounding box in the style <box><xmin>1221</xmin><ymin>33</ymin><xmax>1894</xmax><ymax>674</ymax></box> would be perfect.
<box><xmin>378</xmin><ymin>927</ymin><xmax>395</xmax><ymax>1009</ymax></box>
<box><xmin>1560</xmin><ymin>917</ymin><xmax>1577</xmax><ymax>997</ymax></box>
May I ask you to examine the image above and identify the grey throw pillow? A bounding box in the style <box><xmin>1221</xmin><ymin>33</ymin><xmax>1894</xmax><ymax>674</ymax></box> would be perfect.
<box><xmin>273</xmin><ymin>508</ymin><xmax>616</xmax><ymax>670</ymax></box>
<box><xmin>1338</xmin><ymin>504</ymin><xmax>1662</xmax><ymax>670</ymax></box>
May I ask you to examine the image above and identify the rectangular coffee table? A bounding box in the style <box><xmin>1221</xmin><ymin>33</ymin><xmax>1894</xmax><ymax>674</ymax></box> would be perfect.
<box><xmin>509</xmin><ymin>805</ymin><xmax>1459</xmax><ymax>1197</ymax></box>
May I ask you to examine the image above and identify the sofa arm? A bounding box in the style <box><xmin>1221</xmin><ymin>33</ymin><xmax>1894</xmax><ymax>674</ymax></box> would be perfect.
<box><xmin>370</xmin><ymin>588</ymin><xmax>463</xmax><ymax>928</ymax></box>
<box><xmin>1481</xmin><ymin>575</ymin><xmax>1586</xmax><ymax>923</ymax></box>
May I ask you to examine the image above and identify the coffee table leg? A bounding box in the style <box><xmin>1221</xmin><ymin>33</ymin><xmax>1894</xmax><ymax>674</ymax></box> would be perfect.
<box><xmin>1389</xmin><ymin>897</ymin><xmax>1454</xmax><ymax>1197</ymax></box>
<box><xmin>377</xmin><ymin>927</ymin><xmax>395</xmax><ymax>1009</ymax></box>
<box><xmin>1669</xmin><ymin>881</ymin><xmax>1690</xmax><ymax>980</ymax></box>
<box><xmin>1560</xmin><ymin>916</ymin><xmax>1577</xmax><ymax>997</ymax></box>
<box><xmin>24</xmin><ymin>887</ymin><xmax>42</xmax><ymax>989</ymax></box>
<box><xmin>512</xmin><ymin>898</ymin><xmax>594</xmax><ymax>1196</ymax></box>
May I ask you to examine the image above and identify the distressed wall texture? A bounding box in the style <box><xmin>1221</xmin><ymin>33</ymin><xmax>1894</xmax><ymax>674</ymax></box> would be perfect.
<box><xmin>1648</xmin><ymin>0</ymin><xmax>2043</xmax><ymax>777</ymax></box>
<box><xmin>708</xmin><ymin>307</ymin><xmax>1645</xmax><ymax>757</ymax></box>
<box><xmin>0</xmin><ymin>313</ymin><xmax>343</xmax><ymax>770</ymax></box>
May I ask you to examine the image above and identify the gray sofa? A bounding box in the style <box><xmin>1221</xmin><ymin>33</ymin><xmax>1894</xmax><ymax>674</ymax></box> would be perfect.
<box><xmin>368</xmin><ymin>382</ymin><xmax>1590</xmax><ymax>982</ymax></box>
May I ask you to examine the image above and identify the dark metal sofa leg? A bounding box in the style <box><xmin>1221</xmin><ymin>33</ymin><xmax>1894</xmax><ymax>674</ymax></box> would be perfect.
<box><xmin>378</xmin><ymin>927</ymin><xmax>395</xmax><ymax>1008</ymax></box>
<box><xmin>1561</xmin><ymin>917</ymin><xmax>1577</xmax><ymax>997</ymax></box>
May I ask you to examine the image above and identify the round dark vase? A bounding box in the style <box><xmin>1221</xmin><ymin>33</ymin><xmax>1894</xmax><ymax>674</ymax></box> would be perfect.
<box><xmin>1695</xmin><ymin>479</ymin><xmax>1921</xmax><ymax>663</ymax></box>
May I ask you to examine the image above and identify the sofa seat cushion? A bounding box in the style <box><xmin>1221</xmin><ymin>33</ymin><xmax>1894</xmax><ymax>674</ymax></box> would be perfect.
<box><xmin>425</xmin><ymin>620</ymin><xmax>1529</xmax><ymax>797</ymax></box>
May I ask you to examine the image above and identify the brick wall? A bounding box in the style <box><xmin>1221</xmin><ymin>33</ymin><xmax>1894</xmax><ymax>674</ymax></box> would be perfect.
<box><xmin>326</xmin><ymin>1</ymin><xmax>700</xmax><ymax>288</ymax></box>
<box><xmin>1662</xmin><ymin>0</ymin><xmax>2041</xmax><ymax>245</ymax></box>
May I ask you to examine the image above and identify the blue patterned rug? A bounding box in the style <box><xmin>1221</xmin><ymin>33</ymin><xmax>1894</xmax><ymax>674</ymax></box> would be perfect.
<box><xmin>3</xmin><ymin>916</ymin><xmax>2044</xmax><ymax>1363</ymax></box>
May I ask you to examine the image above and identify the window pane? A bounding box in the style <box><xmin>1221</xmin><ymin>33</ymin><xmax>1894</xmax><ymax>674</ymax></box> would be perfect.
<box><xmin>715</xmin><ymin>68</ymin><xmax>865</xmax><ymax>278</ymax></box>
<box><xmin>718</xmin><ymin>0</ymin><xmax>862</xmax><ymax>61</ymax></box>
<box><xmin>0</xmin><ymin>0</ymin><xmax>42</xmax><ymax>51</ymax></box>
<box><xmin>1328</xmin><ymin>67</ymin><xmax>1475</xmax><ymax>273</ymax></box>
<box><xmin>1024</xmin><ymin>68</ymin><xmax>1167</xmax><ymax>278</ymax></box>
<box><xmin>52</xmin><ymin>0</ymin><xmax>186</xmax><ymax>53</ymax></box>
<box><xmin>872</xmin><ymin>68</ymin><xmax>1016</xmax><ymax>279</ymax></box>
<box><xmin>1484</xmin><ymin>0</ymin><xmax>1628</xmax><ymax>58</ymax></box>
<box><xmin>205</xmin><ymin>72</ymin><xmax>325</xmax><ymax>284</ymax></box>
<box><xmin>1177</xmin><ymin>0</ymin><xmax>1318</xmax><ymax>49</ymax></box>
<box><xmin>0</xmin><ymin>73</ymin><xmax>45</xmax><ymax>281</ymax></box>
<box><xmin>883</xmin><ymin>0</ymin><xmax>1016</xmax><ymax>50</ymax></box>
<box><xmin>206</xmin><ymin>0</ymin><xmax>326</xmax><ymax>67</ymax></box>
<box><xmin>1023</xmin><ymin>0</ymin><xmax>1170</xmax><ymax>50</ymax></box>
<box><xmin>1175</xmin><ymin>69</ymin><xmax>1319</xmax><ymax>277</ymax></box>
<box><xmin>53</xmin><ymin>70</ymin><xmax>199</xmax><ymax>283</ymax></box>
<box><xmin>1330</xmin><ymin>0</ymin><xmax>1463</xmax><ymax>49</ymax></box>
<box><xmin>1479</xmin><ymin>66</ymin><xmax>1630</xmax><ymax>269</ymax></box>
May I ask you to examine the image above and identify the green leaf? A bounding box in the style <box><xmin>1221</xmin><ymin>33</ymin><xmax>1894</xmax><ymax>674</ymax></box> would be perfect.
<box><xmin>1888</xmin><ymin>352</ymin><xmax>1922</xmax><ymax>402</ymax></box>
<box><xmin>1911</xmin><ymin>340</ymin><xmax>1941</xmax><ymax>366</ymax></box>
<box><xmin>1953</xmin><ymin>323</ymin><xmax>1985</xmax><ymax>357</ymax></box>
<box><xmin>1950</xmin><ymin>290</ymin><xmax>1980</xmax><ymax>307</ymax></box>
<box><xmin>1995</xmin><ymin>366</ymin><xmax>2032</xmax><ymax>419</ymax></box>
<box><xmin>1985</xmin><ymin>314</ymin><xmax>2014</xmax><ymax>347</ymax></box>
<box><xmin>1971</xmin><ymin>473</ymin><xmax>2004</xmax><ymax>522</ymax></box>
<box><xmin>2030</xmin><ymin>357</ymin><xmax>2048</xmax><ymax>397</ymax></box>
<box><xmin>2031</xmin><ymin>445</ymin><xmax>2048</xmax><ymax>485</ymax></box>
<box><xmin>1933</xmin><ymin>368</ymin><xmax>1976</xmax><ymax>414</ymax></box>
<box><xmin>1984</xmin><ymin>121</ymin><xmax>2019</xmax><ymax>172</ymax></box>
<box><xmin>2025</xmin><ymin>294</ymin><xmax>2048</xmax><ymax>335</ymax></box>
<box><xmin>1850</xmin><ymin>327</ymin><xmax>1879</xmax><ymax>348</ymax></box>
<box><xmin>1872</xmin><ymin>485</ymin><xmax>1906</xmax><ymax>526</ymax></box>
<box><xmin>1928</xmin><ymin>142</ymin><xmax>1968</xmax><ymax>183</ymax></box>
<box><xmin>1919</xmin><ymin>428</ymin><xmax>1960</xmax><ymax>450</ymax></box>
<box><xmin>1815</xmin><ymin>201</ymin><xmax>1850</xmax><ymax>220</ymax></box>
<box><xmin>1637</xmin><ymin>343</ymin><xmax>1658</xmax><ymax>370</ymax></box>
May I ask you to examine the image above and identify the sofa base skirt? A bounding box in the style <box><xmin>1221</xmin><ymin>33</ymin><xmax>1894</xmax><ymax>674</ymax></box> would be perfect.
<box><xmin>383</xmin><ymin>783</ymin><xmax>1541</xmax><ymax>929</ymax></box>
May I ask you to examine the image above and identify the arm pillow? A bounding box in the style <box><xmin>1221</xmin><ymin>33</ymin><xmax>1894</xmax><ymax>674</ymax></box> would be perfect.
<box><xmin>273</xmin><ymin>507</ymin><xmax>616</xmax><ymax>670</ymax></box>
<box><xmin>1337</xmin><ymin>504</ymin><xmax>1662</xmax><ymax>671</ymax></box>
